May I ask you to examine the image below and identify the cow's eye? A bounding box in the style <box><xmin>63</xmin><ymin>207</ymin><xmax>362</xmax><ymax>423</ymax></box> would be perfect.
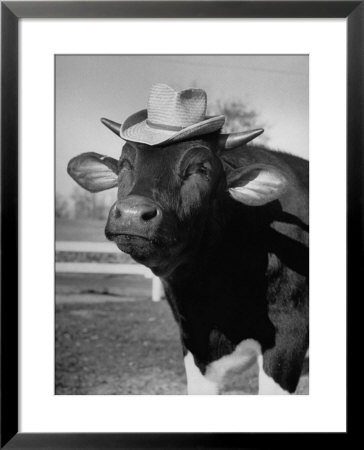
<box><xmin>119</xmin><ymin>159</ymin><xmax>133</xmax><ymax>171</ymax></box>
<box><xmin>184</xmin><ymin>162</ymin><xmax>211</xmax><ymax>179</ymax></box>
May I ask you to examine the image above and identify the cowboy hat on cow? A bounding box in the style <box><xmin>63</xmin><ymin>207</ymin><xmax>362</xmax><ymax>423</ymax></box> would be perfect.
<box><xmin>101</xmin><ymin>83</ymin><xmax>225</xmax><ymax>146</ymax></box>
<box><xmin>101</xmin><ymin>83</ymin><xmax>264</xmax><ymax>147</ymax></box>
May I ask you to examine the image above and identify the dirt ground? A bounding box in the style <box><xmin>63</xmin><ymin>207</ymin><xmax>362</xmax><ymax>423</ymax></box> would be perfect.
<box><xmin>56</xmin><ymin>273</ymin><xmax>309</xmax><ymax>395</ymax></box>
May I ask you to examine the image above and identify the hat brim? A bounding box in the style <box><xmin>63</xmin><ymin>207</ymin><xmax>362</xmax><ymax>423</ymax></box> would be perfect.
<box><xmin>120</xmin><ymin>109</ymin><xmax>225</xmax><ymax>146</ymax></box>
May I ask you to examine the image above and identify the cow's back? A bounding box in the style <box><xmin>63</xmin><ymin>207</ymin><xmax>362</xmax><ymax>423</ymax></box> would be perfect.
<box><xmin>164</xmin><ymin>144</ymin><xmax>309</xmax><ymax>391</ymax></box>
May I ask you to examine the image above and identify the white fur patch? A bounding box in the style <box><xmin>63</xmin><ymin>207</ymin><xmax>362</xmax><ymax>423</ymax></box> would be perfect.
<box><xmin>184</xmin><ymin>352</ymin><xmax>219</xmax><ymax>395</ymax></box>
<box><xmin>184</xmin><ymin>341</ymin><xmax>291</xmax><ymax>395</ymax></box>
<box><xmin>184</xmin><ymin>339</ymin><xmax>261</xmax><ymax>395</ymax></box>
<box><xmin>205</xmin><ymin>339</ymin><xmax>261</xmax><ymax>384</ymax></box>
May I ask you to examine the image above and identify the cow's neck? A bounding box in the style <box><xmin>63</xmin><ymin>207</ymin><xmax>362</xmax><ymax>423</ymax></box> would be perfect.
<box><xmin>160</xmin><ymin>196</ymin><xmax>273</xmax><ymax>365</ymax></box>
<box><xmin>165</xmin><ymin>196</ymin><xmax>269</xmax><ymax>283</ymax></box>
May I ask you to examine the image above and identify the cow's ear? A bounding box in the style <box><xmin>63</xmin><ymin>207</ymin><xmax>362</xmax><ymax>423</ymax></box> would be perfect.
<box><xmin>226</xmin><ymin>164</ymin><xmax>288</xmax><ymax>206</ymax></box>
<box><xmin>67</xmin><ymin>152</ymin><xmax>118</xmax><ymax>193</ymax></box>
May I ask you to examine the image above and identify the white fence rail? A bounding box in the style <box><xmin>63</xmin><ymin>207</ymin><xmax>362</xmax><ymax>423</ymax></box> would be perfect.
<box><xmin>56</xmin><ymin>241</ymin><xmax>120</xmax><ymax>253</ymax></box>
<box><xmin>55</xmin><ymin>241</ymin><xmax>163</xmax><ymax>302</ymax></box>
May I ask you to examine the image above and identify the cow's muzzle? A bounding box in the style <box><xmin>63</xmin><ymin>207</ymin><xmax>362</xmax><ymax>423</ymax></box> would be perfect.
<box><xmin>105</xmin><ymin>195</ymin><xmax>162</xmax><ymax>241</ymax></box>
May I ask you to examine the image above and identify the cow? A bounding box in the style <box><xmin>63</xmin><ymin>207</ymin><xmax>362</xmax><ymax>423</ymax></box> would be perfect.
<box><xmin>67</xmin><ymin>120</ymin><xmax>309</xmax><ymax>395</ymax></box>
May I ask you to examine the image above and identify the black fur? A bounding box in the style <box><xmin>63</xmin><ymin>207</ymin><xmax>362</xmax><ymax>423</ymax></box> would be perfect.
<box><xmin>69</xmin><ymin>135</ymin><xmax>309</xmax><ymax>393</ymax></box>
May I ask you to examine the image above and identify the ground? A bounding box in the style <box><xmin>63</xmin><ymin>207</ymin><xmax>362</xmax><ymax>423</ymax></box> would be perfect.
<box><xmin>55</xmin><ymin>219</ymin><xmax>309</xmax><ymax>395</ymax></box>
<box><xmin>56</xmin><ymin>218</ymin><xmax>107</xmax><ymax>242</ymax></box>
<box><xmin>56</xmin><ymin>273</ymin><xmax>309</xmax><ymax>395</ymax></box>
<box><xmin>56</xmin><ymin>275</ymin><xmax>186</xmax><ymax>395</ymax></box>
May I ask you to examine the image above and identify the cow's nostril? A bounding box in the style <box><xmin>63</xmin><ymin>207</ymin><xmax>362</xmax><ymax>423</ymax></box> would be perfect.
<box><xmin>113</xmin><ymin>206</ymin><xmax>121</xmax><ymax>219</ymax></box>
<box><xmin>141</xmin><ymin>207</ymin><xmax>158</xmax><ymax>222</ymax></box>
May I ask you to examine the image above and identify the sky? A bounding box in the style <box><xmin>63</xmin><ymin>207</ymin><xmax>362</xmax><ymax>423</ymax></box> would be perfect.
<box><xmin>56</xmin><ymin>55</ymin><xmax>308</xmax><ymax>195</ymax></box>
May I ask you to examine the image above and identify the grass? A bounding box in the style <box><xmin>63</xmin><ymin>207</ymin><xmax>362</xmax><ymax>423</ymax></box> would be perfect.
<box><xmin>56</xmin><ymin>218</ymin><xmax>107</xmax><ymax>242</ymax></box>
<box><xmin>55</xmin><ymin>219</ymin><xmax>308</xmax><ymax>395</ymax></box>
<box><xmin>56</xmin><ymin>296</ymin><xmax>187</xmax><ymax>395</ymax></box>
<box><xmin>56</xmin><ymin>274</ymin><xmax>308</xmax><ymax>395</ymax></box>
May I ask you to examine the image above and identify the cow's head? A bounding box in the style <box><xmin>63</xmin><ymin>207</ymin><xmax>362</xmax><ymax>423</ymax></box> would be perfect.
<box><xmin>68</xmin><ymin>122</ymin><xmax>287</xmax><ymax>275</ymax></box>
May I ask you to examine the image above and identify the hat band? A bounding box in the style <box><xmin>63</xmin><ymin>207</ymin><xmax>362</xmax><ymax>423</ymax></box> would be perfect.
<box><xmin>146</xmin><ymin>119</ymin><xmax>184</xmax><ymax>132</ymax></box>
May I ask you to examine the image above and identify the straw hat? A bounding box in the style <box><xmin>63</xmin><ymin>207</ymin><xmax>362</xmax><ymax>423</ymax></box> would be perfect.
<box><xmin>103</xmin><ymin>83</ymin><xmax>225</xmax><ymax>146</ymax></box>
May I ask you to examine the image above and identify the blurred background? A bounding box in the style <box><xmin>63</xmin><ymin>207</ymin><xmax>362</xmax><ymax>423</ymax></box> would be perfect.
<box><xmin>55</xmin><ymin>55</ymin><xmax>309</xmax><ymax>394</ymax></box>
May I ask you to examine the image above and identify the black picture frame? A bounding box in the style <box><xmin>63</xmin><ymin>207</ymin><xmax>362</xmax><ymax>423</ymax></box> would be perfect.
<box><xmin>1</xmin><ymin>1</ymin><xmax>361</xmax><ymax>448</ymax></box>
